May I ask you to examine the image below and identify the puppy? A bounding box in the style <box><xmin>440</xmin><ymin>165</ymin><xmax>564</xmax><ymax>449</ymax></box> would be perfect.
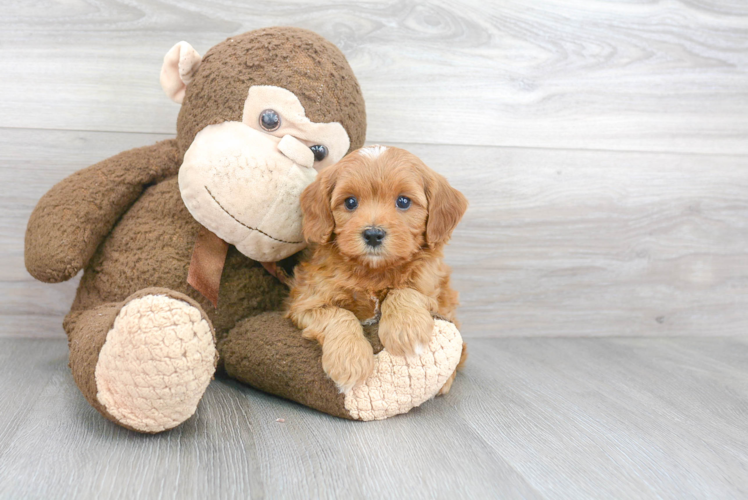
<box><xmin>286</xmin><ymin>145</ymin><xmax>468</xmax><ymax>393</ymax></box>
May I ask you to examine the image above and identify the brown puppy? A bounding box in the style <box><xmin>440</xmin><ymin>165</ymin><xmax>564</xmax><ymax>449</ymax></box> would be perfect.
<box><xmin>287</xmin><ymin>145</ymin><xmax>468</xmax><ymax>393</ymax></box>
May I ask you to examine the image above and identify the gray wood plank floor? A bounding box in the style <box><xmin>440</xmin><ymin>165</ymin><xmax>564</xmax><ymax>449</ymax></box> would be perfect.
<box><xmin>2</xmin><ymin>336</ymin><xmax>748</xmax><ymax>499</ymax></box>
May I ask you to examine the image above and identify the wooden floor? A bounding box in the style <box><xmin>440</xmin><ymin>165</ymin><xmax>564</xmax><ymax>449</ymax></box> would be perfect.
<box><xmin>2</xmin><ymin>336</ymin><xmax>748</xmax><ymax>499</ymax></box>
<box><xmin>2</xmin><ymin>0</ymin><xmax>748</xmax><ymax>498</ymax></box>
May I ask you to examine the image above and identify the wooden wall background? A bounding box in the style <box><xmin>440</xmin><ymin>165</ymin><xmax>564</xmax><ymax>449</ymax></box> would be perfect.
<box><xmin>2</xmin><ymin>0</ymin><xmax>747</xmax><ymax>338</ymax></box>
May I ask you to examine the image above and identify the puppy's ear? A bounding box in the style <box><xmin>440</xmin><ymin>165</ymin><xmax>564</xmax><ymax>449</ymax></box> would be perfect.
<box><xmin>425</xmin><ymin>171</ymin><xmax>468</xmax><ymax>247</ymax></box>
<box><xmin>300</xmin><ymin>165</ymin><xmax>338</xmax><ymax>244</ymax></box>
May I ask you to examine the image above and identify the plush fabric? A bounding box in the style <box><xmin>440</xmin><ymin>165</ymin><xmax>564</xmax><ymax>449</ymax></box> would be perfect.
<box><xmin>25</xmin><ymin>140</ymin><xmax>182</xmax><ymax>284</ymax></box>
<box><xmin>24</xmin><ymin>27</ymin><xmax>462</xmax><ymax>433</ymax></box>
<box><xmin>95</xmin><ymin>291</ymin><xmax>216</xmax><ymax>433</ymax></box>
<box><xmin>219</xmin><ymin>311</ymin><xmax>351</xmax><ymax>419</ymax></box>
<box><xmin>187</xmin><ymin>227</ymin><xmax>230</xmax><ymax>308</ymax></box>
<box><xmin>179</xmin><ymin>120</ymin><xmax>315</xmax><ymax>262</ymax></box>
<box><xmin>243</xmin><ymin>86</ymin><xmax>351</xmax><ymax>170</ymax></box>
<box><xmin>219</xmin><ymin>312</ymin><xmax>463</xmax><ymax>421</ymax></box>
<box><xmin>344</xmin><ymin>319</ymin><xmax>463</xmax><ymax>421</ymax></box>
<box><xmin>176</xmin><ymin>27</ymin><xmax>366</xmax><ymax>158</ymax></box>
<box><xmin>160</xmin><ymin>41</ymin><xmax>203</xmax><ymax>104</ymax></box>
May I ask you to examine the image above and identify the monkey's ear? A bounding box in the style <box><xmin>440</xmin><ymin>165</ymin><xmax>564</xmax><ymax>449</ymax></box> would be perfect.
<box><xmin>425</xmin><ymin>171</ymin><xmax>468</xmax><ymax>248</ymax></box>
<box><xmin>300</xmin><ymin>166</ymin><xmax>338</xmax><ymax>244</ymax></box>
<box><xmin>160</xmin><ymin>41</ymin><xmax>202</xmax><ymax>104</ymax></box>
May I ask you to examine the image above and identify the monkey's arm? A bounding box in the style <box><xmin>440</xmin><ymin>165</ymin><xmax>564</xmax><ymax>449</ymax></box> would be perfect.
<box><xmin>25</xmin><ymin>139</ymin><xmax>182</xmax><ymax>283</ymax></box>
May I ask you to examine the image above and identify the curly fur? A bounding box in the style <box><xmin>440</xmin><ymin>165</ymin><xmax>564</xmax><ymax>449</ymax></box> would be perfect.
<box><xmin>287</xmin><ymin>146</ymin><xmax>469</xmax><ymax>392</ymax></box>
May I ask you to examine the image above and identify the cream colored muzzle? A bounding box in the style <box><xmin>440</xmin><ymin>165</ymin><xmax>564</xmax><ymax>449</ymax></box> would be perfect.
<box><xmin>178</xmin><ymin>122</ymin><xmax>318</xmax><ymax>262</ymax></box>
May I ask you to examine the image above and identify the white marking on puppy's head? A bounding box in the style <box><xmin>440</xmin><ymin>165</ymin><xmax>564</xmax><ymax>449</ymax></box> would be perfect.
<box><xmin>358</xmin><ymin>145</ymin><xmax>388</xmax><ymax>160</ymax></box>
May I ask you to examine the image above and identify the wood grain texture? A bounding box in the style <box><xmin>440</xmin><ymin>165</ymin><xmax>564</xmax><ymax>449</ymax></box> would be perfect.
<box><xmin>457</xmin><ymin>336</ymin><xmax>748</xmax><ymax>499</ymax></box>
<box><xmin>419</xmin><ymin>143</ymin><xmax>748</xmax><ymax>338</ymax></box>
<box><xmin>1</xmin><ymin>0</ymin><xmax>747</xmax><ymax>154</ymax></box>
<box><xmin>2</xmin><ymin>337</ymin><xmax>748</xmax><ymax>499</ymax></box>
<box><xmin>5</xmin><ymin>128</ymin><xmax>747</xmax><ymax>338</ymax></box>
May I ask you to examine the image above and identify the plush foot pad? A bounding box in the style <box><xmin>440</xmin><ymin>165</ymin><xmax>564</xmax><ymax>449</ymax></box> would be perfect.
<box><xmin>344</xmin><ymin>319</ymin><xmax>463</xmax><ymax>421</ymax></box>
<box><xmin>95</xmin><ymin>294</ymin><xmax>217</xmax><ymax>433</ymax></box>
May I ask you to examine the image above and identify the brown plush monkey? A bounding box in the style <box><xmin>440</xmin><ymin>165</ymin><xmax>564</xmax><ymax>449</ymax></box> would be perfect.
<box><xmin>24</xmin><ymin>27</ymin><xmax>463</xmax><ymax>433</ymax></box>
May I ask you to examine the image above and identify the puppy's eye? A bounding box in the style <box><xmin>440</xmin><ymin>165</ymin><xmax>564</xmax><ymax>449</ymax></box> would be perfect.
<box><xmin>344</xmin><ymin>197</ymin><xmax>358</xmax><ymax>211</ymax></box>
<box><xmin>310</xmin><ymin>145</ymin><xmax>328</xmax><ymax>162</ymax></box>
<box><xmin>259</xmin><ymin>109</ymin><xmax>281</xmax><ymax>131</ymax></box>
<box><xmin>396</xmin><ymin>196</ymin><xmax>411</xmax><ymax>210</ymax></box>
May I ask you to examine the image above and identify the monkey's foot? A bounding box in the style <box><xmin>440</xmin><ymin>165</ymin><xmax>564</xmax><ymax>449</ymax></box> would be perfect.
<box><xmin>94</xmin><ymin>294</ymin><xmax>217</xmax><ymax>433</ymax></box>
<box><xmin>344</xmin><ymin>319</ymin><xmax>463</xmax><ymax>421</ymax></box>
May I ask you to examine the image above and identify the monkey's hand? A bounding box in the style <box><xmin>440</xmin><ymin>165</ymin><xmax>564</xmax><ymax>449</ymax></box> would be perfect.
<box><xmin>25</xmin><ymin>139</ymin><xmax>181</xmax><ymax>282</ymax></box>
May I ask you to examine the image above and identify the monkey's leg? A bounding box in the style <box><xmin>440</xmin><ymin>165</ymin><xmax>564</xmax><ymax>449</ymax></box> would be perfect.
<box><xmin>219</xmin><ymin>312</ymin><xmax>463</xmax><ymax>421</ymax></box>
<box><xmin>65</xmin><ymin>287</ymin><xmax>217</xmax><ymax>433</ymax></box>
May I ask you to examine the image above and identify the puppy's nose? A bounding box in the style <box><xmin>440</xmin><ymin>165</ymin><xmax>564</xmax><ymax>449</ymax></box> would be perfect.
<box><xmin>362</xmin><ymin>227</ymin><xmax>386</xmax><ymax>247</ymax></box>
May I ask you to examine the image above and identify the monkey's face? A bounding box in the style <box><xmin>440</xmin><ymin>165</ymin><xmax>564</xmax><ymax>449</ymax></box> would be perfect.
<box><xmin>178</xmin><ymin>86</ymin><xmax>350</xmax><ymax>262</ymax></box>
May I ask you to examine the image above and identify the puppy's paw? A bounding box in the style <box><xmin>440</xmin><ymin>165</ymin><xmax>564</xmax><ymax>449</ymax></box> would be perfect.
<box><xmin>322</xmin><ymin>333</ymin><xmax>375</xmax><ymax>393</ymax></box>
<box><xmin>379</xmin><ymin>304</ymin><xmax>435</xmax><ymax>357</ymax></box>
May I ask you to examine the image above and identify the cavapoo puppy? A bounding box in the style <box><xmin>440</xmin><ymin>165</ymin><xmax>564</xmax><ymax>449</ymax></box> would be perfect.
<box><xmin>286</xmin><ymin>145</ymin><xmax>468</xmax><ymax>393</ymax></box>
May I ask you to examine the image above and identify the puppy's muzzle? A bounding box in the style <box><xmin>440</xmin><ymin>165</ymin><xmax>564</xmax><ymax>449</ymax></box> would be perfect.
<box><xmin>362</xmin><ymin>227</ymin><xmax>386</xmax><ymax>248</ymax></box>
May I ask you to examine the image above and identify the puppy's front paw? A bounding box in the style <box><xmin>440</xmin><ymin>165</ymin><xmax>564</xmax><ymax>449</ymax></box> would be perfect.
<box><xmin>379</xmin><ymin>304</ymin><xmax>434</xmax><ymax>357</ymax></box>
<box><xmin>321</xmin><ymin>333</ymin><xmax>375</xmax><ymax>393</ymax></box>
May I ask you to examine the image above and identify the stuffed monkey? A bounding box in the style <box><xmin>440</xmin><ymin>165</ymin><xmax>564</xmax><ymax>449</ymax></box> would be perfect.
<box><xmin>24</xmin><ymin>27</ymin><xmax>463</xmax><ymax>433</ymax></box>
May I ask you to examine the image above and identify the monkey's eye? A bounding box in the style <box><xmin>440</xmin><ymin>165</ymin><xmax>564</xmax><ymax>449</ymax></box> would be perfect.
<box><xmin>344</xmin><ymin>197</ymin><xmax>358</xmax><ymax>211</ymax></box>
<box><xmin>259</xmin><ymin>109</ymin><xmax>281</xmax><ymax>131</ymax></box>
<box><xmin>396</xmin><ymin>196</ymin><xmax>411</xmax><ymax>210</ymax></box>
<box><xmin>310</xmin><ymin>145</ymin><xmax>328</xmax><ymax>162</ymax></box>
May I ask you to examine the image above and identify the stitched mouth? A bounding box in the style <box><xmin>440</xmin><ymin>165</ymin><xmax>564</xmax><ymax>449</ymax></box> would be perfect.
<box><xmin>204</xmin><ymin>186</ymin><xmax>303</xmax><ymax>245</ymax></box>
